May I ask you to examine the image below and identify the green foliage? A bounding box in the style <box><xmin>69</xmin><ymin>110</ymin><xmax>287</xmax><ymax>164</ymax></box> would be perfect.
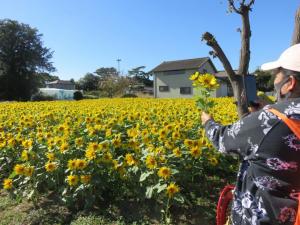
<box><xmin>76</xmin><ymin>73</ymin><xmax>100</xmax><ymax>91</ymax></box>
<box><xmin>0</xmin><ymin>98</ymin><xmax>238</xmax><ymax>225</ymax></box>
<box><xmin>122</xmin><ymin>93</ymin><xmax>138</xmax><ymax>98</ymax></box>
<box><xmin>195</xmin><ymin>88</ymin><xmax>216</xmax><ymax>112</ymax></box>
<box><xmin>128</xmin><ymin>66</ymin><xmax>153</xmax><ymax>87</ymax></box>
<box><xmin>100</xmin><ymin>76</ymin><xmax>131</xmax><ymax>98</ymax></box>
<box><xmin>83</xmin><ymin>94</ymin><xmax>99</xmax><ymax>99</ymax></box>
<box><xmin>95</xmin><ymin>67</ymin><xmax>118</xmax><ymax>79</ymax></box>
<box><xmin>255</xmin><ymin>69</ymin><xmax>274</xmax><ymax>92</ymax></box>
<box><xmin>73</xmin><ymin>91</ymin><xmax>83</xmax><ymax>101</ymax></box>
<box><xmin>190</xmin><ymin>72</ymin><xmax>219</xmax><ymax>113</ymax></box>
<box><xmin>0</xmin><ymin>19</ymin><xmax>55</xmax><ymax>101</ymax></box>
<box><xmin>83</xmin><ymin>90</ymin><xmax>101</xmax><ymax>97</ymax></box>
<box><xmin>36</xmin><ymin>73</ymin><xmax>60</xmax><ymax>88</ymax></box>
<box><xmin>31</xmin><ymin>92</ymin><xmax>55</xmax><ymax>101</ymax></box>
<box><xmin>71</xmin><ymin>216</ymin><xmax>108</xmax><ymax>225</ymax></box>
<box><xmin>76</xmin><ymin>68</ymin><xmax>130</xmax><ymax>97</ymax></box>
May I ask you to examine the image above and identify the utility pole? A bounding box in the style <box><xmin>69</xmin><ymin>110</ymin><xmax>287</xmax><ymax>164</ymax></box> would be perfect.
<box><xmin>116</xmin><ymin>58</ymin><xmax>121</xmax><ymax>75</ymax></box>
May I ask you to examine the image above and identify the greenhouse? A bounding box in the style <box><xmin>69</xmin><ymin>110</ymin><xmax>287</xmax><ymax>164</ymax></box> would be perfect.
<box><xmin>39</xmin><ymin>88</ymin><xmax>78</xmax><ymax>100</ymax></box>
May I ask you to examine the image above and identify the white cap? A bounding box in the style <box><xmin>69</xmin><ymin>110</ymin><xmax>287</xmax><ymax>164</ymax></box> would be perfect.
<box><xmin>261</xmin><ymin>43</ymin><xmax>300</xmax><ymax>72</ymax></box>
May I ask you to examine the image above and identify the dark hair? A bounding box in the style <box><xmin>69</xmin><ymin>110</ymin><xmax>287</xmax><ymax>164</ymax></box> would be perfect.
<box><xmin>280</xmin><ymin>68</ymin><xmax>300</xmax><ymax>80</ymax></box>
<box><xmin>278</xmin><ymin>68</ymin><xmax>300</xmax><ymax>96</ymax></box>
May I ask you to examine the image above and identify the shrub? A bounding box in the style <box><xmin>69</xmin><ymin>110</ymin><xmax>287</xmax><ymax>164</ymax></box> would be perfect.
<box><xmin>84</xmin><ymin>91</ymin><xmax>101</xmax><ymax>97</ymax></box>
<box><xmin>122</xmin><ymin>93</ymin><xmax>138</xmax><ymax>98</ymax></box>
<box><xmin>71</xmin><ymin>216</ymin><xmax>107</xmax><ymax>225</ymax></box>
<box><xmin>83</xmin><ymin>95</ymin><xmax>98</xmax><ymax>99</ymax></box>
<box><xmin>73</xmin><ymin>91</ymin><xmax>84</xmax><ymax>101</ymax></box>
<box><xmin>31</xmin><ymin>92</ymin><xmax>55</xmax><ymax>101</ymax></box>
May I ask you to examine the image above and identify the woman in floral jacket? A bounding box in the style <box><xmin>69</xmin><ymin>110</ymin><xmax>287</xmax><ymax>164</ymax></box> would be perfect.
<box><xmin>201</xmin><ymin>44</ymin><xmax>300</xmax><ymax>225</ymax></box>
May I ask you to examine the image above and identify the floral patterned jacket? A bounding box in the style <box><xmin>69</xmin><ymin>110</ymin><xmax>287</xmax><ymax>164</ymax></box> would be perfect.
<box><xmin>204</xmin><ymin>98</ymin><xmax>300</xmax><ymax>225</ymax></box>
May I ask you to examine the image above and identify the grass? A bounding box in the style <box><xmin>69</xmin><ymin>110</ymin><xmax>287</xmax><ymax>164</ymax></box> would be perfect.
<box><xmin>0</xmin><ymin>190</ymin><xmax>214</xmax><ymax>225</ymax></box>
<box><xmin>0</xmin><ymin>191</ymin><xmax>71</xmax><ymax>225</ymax></box>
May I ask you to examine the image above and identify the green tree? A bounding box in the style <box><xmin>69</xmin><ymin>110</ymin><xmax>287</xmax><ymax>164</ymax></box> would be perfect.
<box><xmin>99</xmin><ymin>76</ymin><xmax>130</xmax><ymax>98</ymax></box>
<box><xmin>128</xmin><ymin>66</ymin><xmax>153</xmax><ymax>87</ymax></box>
<box><xmin>0</xmin><ymin>19</ymin><xmax>55</xmax><ymax>101</ymax></box>
<box><xmin>77</xmin><ymin>73</ymin><xmax>100</xmax><ymax>91</ymax></box>
<box><xmin>254</xmin><ymin>69</ymin><xmax>274</xmax><ymax>92</ymax></box>
<box><xmin>94</xmin><ymin>67</ymin><xmax>118</xmax><ymax>81</ymax></box>
<box><xmin>94</xmin><ymin>67</ymin><xmax>128</xmax><ymax>97</ymax></box>
<box><xmin>35</xmin><ymin>72</ymin><xmax>59</xmax><ymax>88</ymax></box>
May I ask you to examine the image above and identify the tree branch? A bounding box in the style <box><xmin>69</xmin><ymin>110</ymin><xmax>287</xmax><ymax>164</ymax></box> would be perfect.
<box><xmin>202</xmin><ymin>32</ymin><xmax>236</xmax><ymax>82</ymax></box>
<box><xmin>292</xmin><ymin>6</ymin><xmax>300</xmax><ymax>45</ymax></box>
<box><xmin>229</xmin><ymin>0</ymin><xmax>255</xmax><ymax>14</ymax></box>
<box><xmin>228</xmin><ymin>0</ymin><xmax>242</xmax><ymax>14</ymax></box>
<box><xmin>238</xmin><ymin>8</ymin><xmax>251</xmax><ymax>75</ymax></box>
<box><xmin>246</xmin><ymin>0</ymin><xmax>255</xmax><ymax>8</ymax></box>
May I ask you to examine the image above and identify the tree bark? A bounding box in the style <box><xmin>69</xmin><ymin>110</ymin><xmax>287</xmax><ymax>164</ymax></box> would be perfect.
<box><xmin>202</xmin><ymin>32</ymin><xmax>249</xmax><ymax>118</ymax></box>
<box><xmin>232</xmin><ymin>76</ymin><xmax>249</xmax><ymax>117</ymax></box>
<box><xmin>202</xmin><ymin>32</ymin><xmax>235</xmax><ymax>83</ymax></box>
<box><xmin>238</xmin><ymin>7</ymin><xmax>251</xmax><ymax>76</ymax></box>
<box><xmin>202</xmin><ymin>0</ymin><xmax>255</xmax><ymax>118</ymax></box>
<box><xmin>292</xmin><ymin>6</ymin><xmax>300</xmax><ymax>45</ymax></box>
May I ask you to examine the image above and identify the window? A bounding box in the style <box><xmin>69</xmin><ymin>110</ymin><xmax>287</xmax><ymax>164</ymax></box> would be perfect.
<box><xmin>159</xmin><ymin>86</ymin><xmax>169</xmax><ymax>92</ymax></box>
<box><xmin>180</xmin><ymin>87</ymin><xmax>192</xmax><ymax>95</ymax></box>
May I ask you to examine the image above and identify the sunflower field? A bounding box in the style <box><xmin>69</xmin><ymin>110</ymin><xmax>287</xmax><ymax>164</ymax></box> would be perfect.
<box><xmin>0</xmin><ymin>98</ymin><xmax>239</xmax><ymax>223</ymax></box>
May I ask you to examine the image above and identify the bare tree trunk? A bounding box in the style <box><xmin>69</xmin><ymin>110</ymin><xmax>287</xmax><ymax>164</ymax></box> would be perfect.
<box><xmin>202</xmin><ymin>1</ymin><xmax>255</xmax><ymax>118</ymax></box>
<box><xmin>202</xmin><ymin>32</ymin><xmax>249</xmax><ymax>118</ymax></box>
<box><xmin>238</xmin><ymin>8</ymin><xmax>251</xmax><ymax>76</ymax></box>
<box><xmin>292</xmin><ymin>6</ymin><xmax>300</xmax><ymax>45</ymax></box>
<box><xmin>232</xmin><ymin>76</ymin><xmax>249</xmax><ymax>117</ymax></box>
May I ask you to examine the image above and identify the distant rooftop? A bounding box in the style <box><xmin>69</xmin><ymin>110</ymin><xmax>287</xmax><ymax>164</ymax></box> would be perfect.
<box><xmin>215</xmin><ymin>70</ymin><xmax>237</xmax><ymax>78</ymax></box>
<box><xmin>215</xmin><ymin>70</ymin><xmax>254</xmax><ymax>78</ymax></box>
<box><xmin>151</xmin><ymin>57</ymin><xmax>216</xmax><ymax>72</ymax></box>
<box><xmin>47</xmin><ymin>80</ymin><xmax>74</xmax><ymax>85</ymax></box>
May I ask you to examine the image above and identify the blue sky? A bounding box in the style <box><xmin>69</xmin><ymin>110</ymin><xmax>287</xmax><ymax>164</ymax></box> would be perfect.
<box><xmin>0</xmin><ymin>0</ymin><xmax>299</xmax><ymax>80</ymax></box>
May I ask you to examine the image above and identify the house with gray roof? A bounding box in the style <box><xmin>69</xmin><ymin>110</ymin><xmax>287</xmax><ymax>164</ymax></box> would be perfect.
<box><xmin>215</xmin><ymin>70</ymin><xmax>257</xmax><ymax>102</ymax></box>
<box><xmin>46</xmin><ymin>80</ymin><xmax>75</xmax><ymax>90</ymax></box>
<box><xmin>215</xmin><ymin>70</ymin><xmax>235</xmax><ymax>97</ymax></box>
<box><xmin>151</xmin><ymin>57</ymin><xmax>231</xmax><ymax>98</ymax></box>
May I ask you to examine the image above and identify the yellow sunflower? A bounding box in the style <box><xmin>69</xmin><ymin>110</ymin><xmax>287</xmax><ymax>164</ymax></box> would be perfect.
<box><xmin>166</xmin><ymin>182</ymin><xmax>180</xmax><ymax>198</ymax></box>
<box><xmin>3</xmin><ymin>178</ymin><xmax>13</xmax><ymax>190</ymax></box>
<box><xmin>157</xmin><ymin>167</ymin><xmax>171</xmax><ymax>180</ymax></box>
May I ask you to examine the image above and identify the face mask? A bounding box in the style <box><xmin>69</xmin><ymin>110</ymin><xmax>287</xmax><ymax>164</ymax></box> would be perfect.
<box><xmin>274</xmin><ymin>76</ymin><xmax>291</xmax><ymax>102</ymax></box>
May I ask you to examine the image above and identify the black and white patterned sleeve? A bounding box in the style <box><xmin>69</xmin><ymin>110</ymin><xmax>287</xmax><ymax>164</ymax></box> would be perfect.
<box><xmin>204</xmin><ymin>110</ymin><xmax>269</xmax><ymax>157</ymax></box>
